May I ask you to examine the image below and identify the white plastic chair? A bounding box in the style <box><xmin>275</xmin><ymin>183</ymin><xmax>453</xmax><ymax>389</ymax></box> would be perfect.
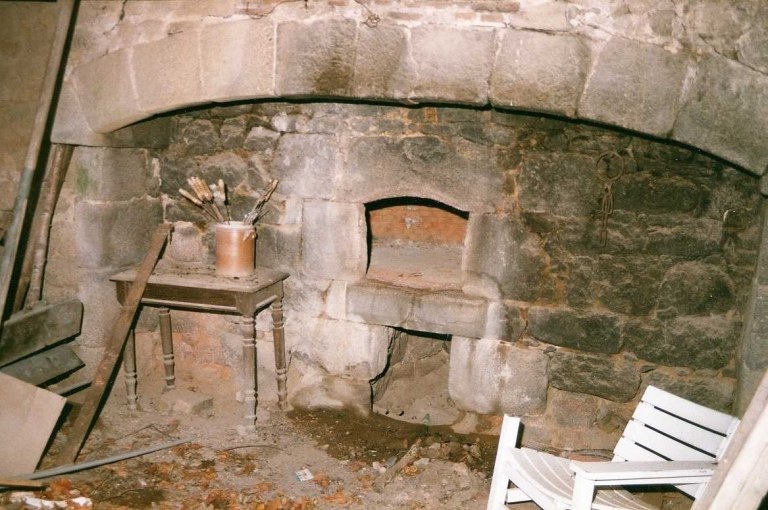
<box><xmin>487</xmin><ymin>385</ymin><xmax>740</xmax><ymax>510</ymax></box>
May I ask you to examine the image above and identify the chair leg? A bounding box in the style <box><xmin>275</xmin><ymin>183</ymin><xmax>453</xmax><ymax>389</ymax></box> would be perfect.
<box><xmin>572</xmin><ymin>475</ymin><xmax>596</xmax><ymax>510</ymax></box>
<box><xmin>487</xmin><ymin>416</ymin><xmax>526</xmax><ymax>510</ymax></box>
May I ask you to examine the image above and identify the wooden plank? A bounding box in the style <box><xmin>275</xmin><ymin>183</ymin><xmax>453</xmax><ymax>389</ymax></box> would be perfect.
<box><xmin>0</xmin><ymin>478</ymin><xmax>46</xmax><ymax>488</ymax></box>
<box><xmin>0</xmin><ymin>373</ymin><xmax>66</xmax><ymax>477</ymax></box>
<box><xmin>54</xmin><ymin>223</ymin><xmax>172</xmax><ymax>465</ymax></box>
<box><xmin>0</xmin><ymin>299</ymin><xmax>83</xmax><ymax>367</ymax></box>
<box><xmin>0</xmin><ymin>344</ymin><xmax>84</xmax><ymax>385</ymax></box>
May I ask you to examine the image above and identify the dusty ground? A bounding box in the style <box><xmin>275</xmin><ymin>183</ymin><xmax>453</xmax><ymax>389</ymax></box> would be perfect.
<box><xmin>1</xmin><ymin>388</ymin><xmax>498</xmax><ymax>510</ymax></box>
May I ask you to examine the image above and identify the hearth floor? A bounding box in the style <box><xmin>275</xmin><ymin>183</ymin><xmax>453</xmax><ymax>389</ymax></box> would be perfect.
<box><xmin>3</xmin><ymin>383</ymin><xmax>498</xmax><ymax>509</ymax></box>
<box><xmin>367</xmin><ymin>242</ymin><xmax>462</xmax><ymax>290</ymax></box>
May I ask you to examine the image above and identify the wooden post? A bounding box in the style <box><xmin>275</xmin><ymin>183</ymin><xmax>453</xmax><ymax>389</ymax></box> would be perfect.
<box><xmin>55</xmin><ymin>224</ymin><xmax>172</xmax><ymax>464</ymax></box>
<box><xmin>13</xmin><ymin>144</ymin><xmax>75</xmax><ymax>312</ymax></box>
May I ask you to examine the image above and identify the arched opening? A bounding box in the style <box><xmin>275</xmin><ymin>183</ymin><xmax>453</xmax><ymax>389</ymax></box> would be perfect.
<box><xmin>365</xmin><ymin>197</ymin><xmax>469</xmax><ymax>290</ymax></box>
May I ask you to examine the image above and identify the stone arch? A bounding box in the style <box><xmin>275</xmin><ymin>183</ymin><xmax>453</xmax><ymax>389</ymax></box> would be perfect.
<box><xmin>53</xmin><ymin>17</ymin><xmax>768</xmax><ymax>176</ymax></box>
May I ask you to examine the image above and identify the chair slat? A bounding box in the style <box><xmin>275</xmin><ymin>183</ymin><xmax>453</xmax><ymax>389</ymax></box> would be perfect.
<box><xmin>632</xmin><ymin>402</ymin><xmax>727</xmax><ymax>456</ymax></box>
<box><xmin>623</xmin><ymin>420</ymin><xmax>714</xmax><ymax>461</ymax></box>
<box><xmin>613</xmin><ymin>437</ymin><xmax>667</xmax><ymax>462</ymax></box>
<box><xmin>641</xmin><ymin>386</ymin><xmax>735</xmax><ymax>434</ymax></box>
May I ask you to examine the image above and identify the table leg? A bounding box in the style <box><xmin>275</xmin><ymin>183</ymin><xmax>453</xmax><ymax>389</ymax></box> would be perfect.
<box><xmin>241</xmin><ymin>315</ymin><xmax>257</xmax><ymax>433</ymax></box>
<box><xmin>158</xmin><ymin>307</ymin><xmax>175</xmax><ymax>390</ymax></box>
<box><xmin>271</xmin><ymin>298</ymin><xmax>288</xmax><ymax>410</ymax></box>
<box><xmin>123</xmin><ymin>329</ymin><xmax>138</xmax><ymax>410</ymax></box>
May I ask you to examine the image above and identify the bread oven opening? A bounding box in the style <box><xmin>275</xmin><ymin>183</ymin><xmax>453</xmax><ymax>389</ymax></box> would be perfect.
<box><xmin>365</xmin><ymin>197</ymin><xmax>469</xmax><ymax>290</ymax></box>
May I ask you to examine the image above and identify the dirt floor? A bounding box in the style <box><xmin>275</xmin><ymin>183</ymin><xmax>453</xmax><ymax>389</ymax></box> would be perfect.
<box><xmin>0</xmin><ymin>389</ymin><xmax>499</xmax><ymax>510</ymax></box>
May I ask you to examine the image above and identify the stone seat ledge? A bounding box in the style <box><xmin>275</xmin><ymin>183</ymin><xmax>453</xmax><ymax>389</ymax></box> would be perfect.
<box><xmin>53</xmin><ymin>16</ymin><xmax>768</xmax><ymax>177</ymax></box>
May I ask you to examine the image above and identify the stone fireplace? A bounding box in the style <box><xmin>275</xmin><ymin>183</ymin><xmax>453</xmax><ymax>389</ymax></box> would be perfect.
<box><xmin>19</xmin><ymin>0</ymin><xmax>768</xmax><ymax>450</ymax></box>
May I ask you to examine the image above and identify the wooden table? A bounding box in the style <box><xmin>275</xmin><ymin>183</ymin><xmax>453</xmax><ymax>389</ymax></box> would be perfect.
<box><xmin>111</xmin><ymin>264</ymin><xmax>289</xmax><ymax>432</ymax></box>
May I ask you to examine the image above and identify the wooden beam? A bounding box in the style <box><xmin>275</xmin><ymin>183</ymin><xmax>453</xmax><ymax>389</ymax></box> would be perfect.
<box><xmin>54</xmin><ymin>223</ymin><xmax>172</xmax><ymax>464</ymax></box>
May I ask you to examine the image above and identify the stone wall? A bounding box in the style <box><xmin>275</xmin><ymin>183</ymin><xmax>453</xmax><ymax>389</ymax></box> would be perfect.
<box><xmin>0</xmin><ymin>3</ymin><xmax>56</xmax><ymax>236</ymax></box>
<box><xmin>61</xmin><ymin>101</ymin><xmax>758</xmax><ymax>449</ymax></box>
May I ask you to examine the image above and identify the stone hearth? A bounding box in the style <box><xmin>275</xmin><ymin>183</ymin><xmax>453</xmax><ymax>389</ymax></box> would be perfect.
<box><xmin>11</xmin><ymin>1</ymin><xmax>766</xmax><ymax>452</ymax></box>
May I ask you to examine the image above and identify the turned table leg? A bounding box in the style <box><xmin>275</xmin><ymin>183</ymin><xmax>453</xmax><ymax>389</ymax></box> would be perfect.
<box><xmin>241</xmin><ymin>315</ymin><xmax>257</xmax><ymax>433</ymax></box>
<box><xmin>123</xmin><ymin>329</ymin><xmax>138</xmax><ymax>410</ymax></box>
<box><xmin>158</xmin><ymin>307</ymin><xmax>175</xmax><ymax>390</ymax></box>
<box><xmin>271</xmin><ymin>298</ymin><xmax>288</xmax><ymax>410</ymax></box>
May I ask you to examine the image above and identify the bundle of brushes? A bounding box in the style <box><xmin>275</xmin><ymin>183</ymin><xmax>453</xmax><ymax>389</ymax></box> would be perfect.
<box><xmin>179</xmin><ymin>177</ymin><xmax>279</xmax><ymax>225</ymax></box>
<box><xmin>243</xmin><ymin>179</ymin><xmax>278</xmax><ymax>225</ymax></box>
<box><xmin>179</xmin><ymin>176</ymin><xmax>230</xmax><ymax>223</ymax></box>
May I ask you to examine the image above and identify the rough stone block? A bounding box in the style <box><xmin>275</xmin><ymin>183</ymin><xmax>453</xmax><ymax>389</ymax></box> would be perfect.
<box><xmin>276</xmin><ymin>19</ymin><xmax>357</xmax><ymax>97</ymax></box>
<box><xmin>491</xmin><ymin>30</ymin><xmax>590</xmax><ymax>117</ymax></box>
<box><xmin>255</xmin><ymin>224</ymin><xmax>301</xmax><ymax>273</ymax></box>
<box><xmin>201</xmin><ymin>19</ymin><xmax>275</xmax><ymax>100</ymax></box>
<box><xmin>579</xmin><ymin>37</ymin><xmax>690</xmax><ymax>137</ymax></box>
<box><xmin>132</xmin><ymin>30</ymin><xmax>204</xmax><ymax>116</ymax></box>
<box><xmin>352</xmin><ymin>23</ymin><xmax>410</xmax><ymax>99</ymax></box>
<box><xmin>53</xmin><ymin>83</ymin><xmax>173</xmax><ymax>147</ymax></box>
<box><xmin>274</xmin><ymin>134</ymin><xmax>338</xmax><ymax>199</ymax></box>
<box><xmin>51</xmin><ymin>83</ymin><xmax>109</xmax><ymax>146</ymax></box>
<box><xmin>75</xmin><ymin>199</ymin><xmax>164</xmax><ymax>269</ymax></box>
<box><xmin>244</xmin><ymin>126</ymin><xmax>280</xmax><ymax>153</ymax></box>
<box><xmin>73</xmin><ymin>49</ymin><xmax>144</xmax><ymax>133</ymax></box>
<box><xmin>76</xmin><ymin>268</ymin><xmax>121</xmax><ymax>349</ymax></box>
<box><xmin>657</xmin><ymin>262</ymin><xmax>735</xmax><ymax>316</ymax></box>
<box><xmin>517</xmin><ymin>152</ymin><xmax>600</xmax><ymax>216</ymax></box>
<box><xmin>645</xmin><ymin>371</ymin><xmax>735</xmax><ymax>413</ymax></box>
<box><xmin>409</xmin><ymin>25</ymin><xmax>496</xmax><ymax>104</ymax></box>
<box><xmin>672</xmin><ymin>55</ymin><xmax>768</xmax><ymax>175</ymax></box>
<box><xmin>463</xmin><ymin>214</ymin><xmax>546</xmax><ymax>302</ymax></box>
<box><xmin>289</xmin><ymin>317</ymin><xmax>391</xmax><ymax>380</ymax></box>
<box><xmin>612</xmin><ymin>173</ymin><xmax>704</xmax><ymax>214</ymax></box>
<box><xmin>643</xmin><ymin>222</ymin><xmax>721</xmax><ymax>258</ymax></box>
<box><xmin>287</xmin><ymin>356</ymin><xmax>373</xmax><ymax>416</ymax></box>
<box><xmin>160</xmin><ymin>388</ymin><xmax>214</xmax><ymax>415</ymax></box>
<box><xmin>167</xmin><ymin>221</ymin><xmax>206</xmax><ymax>264</ymax></box>
<box><xmin>301</xmin><ymin>200</ymin><xmax>366</xmax><ymax>280</ymax></box>
<box><xmin>220</xmin><ymin>117</ymin><xmax>247</xmax><ymax>149</ymax></box>
<box><xmin>346</xmin><ymin>282</ymin><xmax>489</xmax><ymax>338</ymax></box>
<box><xmin>282</xmin><ymin>277</ymin><xmax>330</xmax><ymax>320</ymax></box>
<box><xmin>448</xmin><ymin>337</ymin><xmax>548</xmax><ymax>415</ymax></box>
<box><xmin>412</xmin><ymin>292</ymin><xmax>488</xmax><ymax>338</ymax></box>
<box><xmin>528</xmin><ymin>306</ymin><xmax>621</xmax><ymax>354</ymax></box>
<box><xmin>624</xmin><ymin>315</ymin><xmax>737</xmax><ymax>370</ymax></box>
<box><xmin>569</xmin><ymin>255</ymin><xmax>666</xmax><ymax>316</ymax></box>
<box><xmin>346</xmin><ymin>282</ymin><xmax>413</xmax><ymax>326</ymax></box>
<box><xmin>73</xmin><ymin>147</ymin><xmax>156</xmax><ymax>201</ymax></box>
<box><xmin>549</xmin><ymin>351</ymin><xmax>640</xmax><ymax>402</ymax></box>
<box><xmin>343</xmin><ymin>136</ymin><xmax>502</xmax><ymax>212</ymax></box>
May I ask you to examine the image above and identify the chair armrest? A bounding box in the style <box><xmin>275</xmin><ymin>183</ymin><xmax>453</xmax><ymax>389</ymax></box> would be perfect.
<box><xmin>570</xmin><ymin>460</ymin><xmax>715</xmax><ymax>485</ymax></box>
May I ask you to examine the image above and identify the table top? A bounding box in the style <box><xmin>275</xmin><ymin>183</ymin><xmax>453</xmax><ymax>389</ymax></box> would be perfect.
<box><xmin>110</xmin><ymin>262</ymin><xmax>289</xmax><ymax>292</ymax></box>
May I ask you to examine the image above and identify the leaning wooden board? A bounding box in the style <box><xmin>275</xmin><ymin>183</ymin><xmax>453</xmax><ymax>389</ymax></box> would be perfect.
<box><xmin>0</xmin><ymin>299</ymin><xmax>83</xmax><ymax>367</ymax></box>
<box><xmin>0</xmin><ymin>373</ymin><xmax>66</xmax><ymax>477</ymax></box>
<box><xmin>55</xmin><ymin>223</ymin><xmax>172</xmax><ymax>464</ymax></box>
